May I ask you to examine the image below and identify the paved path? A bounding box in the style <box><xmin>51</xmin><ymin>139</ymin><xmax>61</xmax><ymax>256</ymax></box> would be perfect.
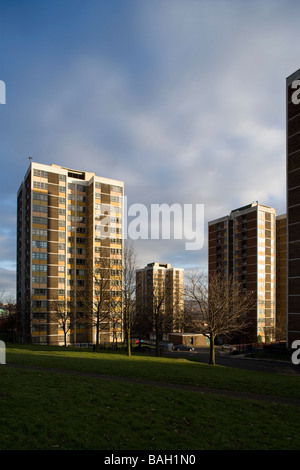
<box><xmin>167</xmin><ymin>348</ymin><xmax>300</xmax><ymax>376</ymax></box>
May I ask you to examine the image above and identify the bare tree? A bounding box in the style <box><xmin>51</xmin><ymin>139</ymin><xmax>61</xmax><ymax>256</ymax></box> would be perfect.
<box><xmin>186</xmin><ymin>270</ymin><xmax>255</xmax><ymax>364</ymax></box>
<box><xmin>109</xmin><ymin>298</ymin><xmax>123</xmax><ymax>348</ymax></box>
<box><xmin>49</xmin><ymin>298</ymin><xmax>72</xmax><ymax>346</ymax></box>
<box><xmin>153</xmin><ymin>295</ymin><xmax>166</xmax><ymax>357</ymax></box>
<box><xmin>86</xmin><ymin>258</ymin><xmax>111</xmax><ymax>351</ymax></box>
<box><xmin>122</xmin><ymin>241</ymin><xmax>139</xmax><ymax>356</ymax></box>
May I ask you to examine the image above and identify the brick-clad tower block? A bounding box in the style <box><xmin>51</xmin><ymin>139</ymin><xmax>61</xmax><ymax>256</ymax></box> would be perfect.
<box><xmin>286</xmin><ymin>69</ymin><xmax>300</xmax><ymax>347</ymax></box>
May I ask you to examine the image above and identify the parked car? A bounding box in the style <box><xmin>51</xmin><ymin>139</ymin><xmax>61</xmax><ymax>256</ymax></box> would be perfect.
<box><xmin>173</xmin><ymin>344</ymin><xmax>194</xmax><ymax>351</ymax></box>
<box><xmin>221</xmin><ymin>344</ymin><xmax>237</xmax><ymax>352</ymax></box>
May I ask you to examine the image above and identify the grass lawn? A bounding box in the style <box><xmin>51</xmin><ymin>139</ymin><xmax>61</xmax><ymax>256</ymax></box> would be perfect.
<box><xmin>1</xmin><ymin>344</ymin><xmax>300</xmax><ymax>450</ymax></box>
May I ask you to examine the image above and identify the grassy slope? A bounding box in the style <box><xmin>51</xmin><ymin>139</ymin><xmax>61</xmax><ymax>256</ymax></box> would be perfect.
<box><xmin>1</xmin><ymin>345</ymin><xmax>300</xmax><ymax>450</ymax></box>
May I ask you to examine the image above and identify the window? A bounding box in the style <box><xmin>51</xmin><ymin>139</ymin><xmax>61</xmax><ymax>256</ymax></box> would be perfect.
<box><xmin>32</xmin><ymin>228</ymin><xmax>47</xmax><ymax>237</ymax></box>
<box><xmin>33</xmin><ymin>217</ymin><xmax>48</xmax><ymax>226</ymax></box>
<box><xmin>32</xmin><ymin>264</ymin><xmax>47</xmax><ymax>272</ymax></box>
<box><xmin>32</xmin><ymin>276</ymin><xmax>47</xmax><ymax>284</ymax></box>
<box><xmin>33</xmin><ymin>181</ymin><xmax>48</xmax><ymax>190</ymax></box>
<box><xmin>111</xmin><ymin>185</ymin><xmax>122</xmax><ymax>193</ymax></box>
<box><xmin>33</xmin><ymin>193</ymin><xmax>48</xmax><ymax>202</ymax></box>
<box><xmin>33</xmin><ymin>204</ymin><xmax>48</xmax><ymax>213</ymax></box>
<box><xmin>33</xmin><ymin>169</ymin><xmax>48</xmax><ymax>178</ymax></box>
<box><xmin>32</xmin><ymin>300</ymin><xmax>47</xmax><ymax>308</ymax></box>
<box><xmin>32</xmin><ymin>241</ymin><xmax>47</xmax><ymax>249</ymax></box>
<box><xmin>33</xmin><ymin>288</ymin><xmax>47</xmax><ymax>295</ymax></box>
<box><xmin>32</xmin><ymin>252</ymin><xmax>47</xmax><ymax>260</ymax></box>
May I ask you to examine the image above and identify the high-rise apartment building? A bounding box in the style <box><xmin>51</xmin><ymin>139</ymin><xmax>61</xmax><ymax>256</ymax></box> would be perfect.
<box><xmin>276</xmin><ymin>214</ymin><xmax>287</xmax><ymax>340</ymax></box>
<box><xmin>286</xmin><ymin>69</ymin><xmax>300</xmax><ymax>347</ymax></box>
<box><xmin>135</xmin><ymin>262</ymin><xmax>184</xmax><ymax>339</ymax></box>
<box><xmin>208</xmin><ymin>203</ymin><xmax>276</xmax><ymax>342</ymax></box>
<box><xmin>17</xmin><ymin>161</ymin><xmax>124</xmax><ymax>345</ymax></box>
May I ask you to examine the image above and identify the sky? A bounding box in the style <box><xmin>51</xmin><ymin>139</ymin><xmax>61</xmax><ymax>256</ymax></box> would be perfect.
<box><xmin>0</xmin><ymin>0</ymin><xmax>298</xmax><ymax>300</ymax></box>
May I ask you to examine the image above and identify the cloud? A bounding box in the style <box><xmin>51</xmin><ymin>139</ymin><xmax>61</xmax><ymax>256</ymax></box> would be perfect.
<box><xmin>0</xmin><ymin>0</ymin><xmax>298</xmax><ymax>295</ymax></box>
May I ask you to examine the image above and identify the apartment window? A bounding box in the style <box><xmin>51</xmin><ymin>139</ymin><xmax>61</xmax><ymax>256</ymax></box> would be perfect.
<box><xmin>33</xmin><ymin>169</ymin><xmax>48</xmax><ymax>178</ymax></box>
<box><xmin>76</xmin><ymin>269</ymin><xmax>85</xmax><ymax>276</ymax></box>
<box><xmin>32</xmin><ymin>300</ymin><xmax>47</xmax><ymax>308</ymax></box>
<box><xmin>32</xmin><ymin>241</ymin><xmax>47</xmax><ymax>249</ymax></box>
<box><xmin>111</xmin><ymin>196</ymin><xmax>121</xmax><ymax>203</ymax></box>
<box><xmin>33</xmin><ymin>193</ymin><xmax>48</xmax><ymax>202</ymax></box>
<box><xmin>32</xmin><ymin>252</ymin><xmax>47</xmax><ymax>260</ymax></box>
<box><xmin>33</xmin><ymin>217</ymin><xmax>48</xmax><ymax>226</ymax></box>
<box><xmin>32</xmin><ymin>264</ymin><xmax>47</xmax><ymax>272</ymax></box>
<box><xmin>111</xmin><ymin>248</ymin><xmax>122</xmax><ymax>255</ymax></box>
<box><xmin>32</xmin><ymin>276</ymin><xmax>47</xmax><ymax>284</ymax></box>
<box><xmin>111</xmin><ymin>185</ymin><xmax>122</xmax><ymax>193</ymax></box>
<box><xmin>32</xmin><ymin>228</ymin><xmax>47</xmax><ymax>237</ymax></box>
<box><xmin>33</xmin><ymin>181</ymin><xmax>48</xmax><ymax>190</ymax></box>
<box><xmin>33</xmin><ymin>205</ymin><xmax>48</xmax><ymax>213</ymax></box>
<box><xmin>33</xmin><ymin>288</ymin><xmax>47</xmax><ymax>295</ymax></box>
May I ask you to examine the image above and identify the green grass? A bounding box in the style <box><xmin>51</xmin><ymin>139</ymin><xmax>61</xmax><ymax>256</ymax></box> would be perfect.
<box><xmin>1</xmin><ymin>344</ymin><xmax>300</xmax><ymax>450</ymax></box>
<box><xmin>6</xmin><ymin>344</ymin><xmax>300</xmax><ymax>398</ymax></box>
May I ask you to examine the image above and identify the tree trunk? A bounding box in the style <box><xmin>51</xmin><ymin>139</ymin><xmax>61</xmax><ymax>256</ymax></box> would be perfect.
<box><xmin>209</xmin><ymin>333</ymin><xmax>215</xmax><ymax>365</ymax></box>
<box><xmin>95</xmin><ymin>310</ymin><xmax>100</xmax><ymax>351</ymax></box>
<box><xmin>155</xmin><ymin>321</ymin><xmax>160</xmax><ymax>357</ymax></box>
<box><xmin>126</xmin><ymin>326</ymin><xmax>131</xmax><ymax>356</ymax></box>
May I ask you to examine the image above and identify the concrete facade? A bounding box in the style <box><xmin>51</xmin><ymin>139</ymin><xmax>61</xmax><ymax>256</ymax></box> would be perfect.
<box><xmin>17</xmin><ymin>161</ymin><xmax>124</xmax><ymax>345</ymax></box>
<box><xmin>209</xmin><ymin>203</ymin><xmax>277</xmax><ymax>342</ymax></box>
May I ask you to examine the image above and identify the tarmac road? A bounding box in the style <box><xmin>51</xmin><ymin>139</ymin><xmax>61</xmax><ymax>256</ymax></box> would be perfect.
<box><xmin>166</xmin><ymin>347</ymin><xmax>300</xmax><ymax>376</ymax></box>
